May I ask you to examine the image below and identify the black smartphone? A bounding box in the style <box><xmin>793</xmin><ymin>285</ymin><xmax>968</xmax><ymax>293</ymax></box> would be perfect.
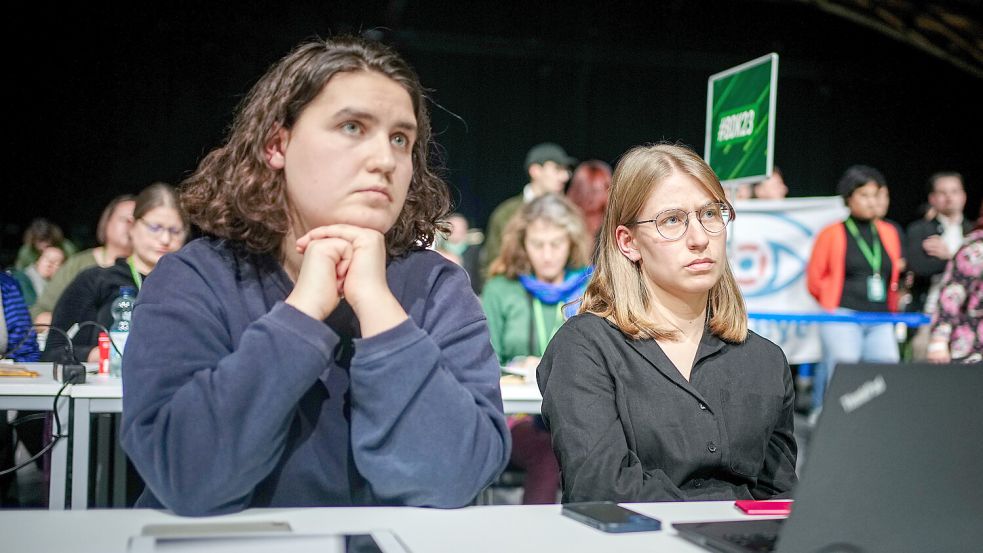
<box><xmin>561</xmin><ymin>501</ymin><xmax>662</xmax><ymax>533</ymax></box>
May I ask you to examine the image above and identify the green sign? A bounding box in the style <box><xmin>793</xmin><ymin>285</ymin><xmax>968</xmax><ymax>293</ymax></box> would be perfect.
<box><xmin>704</xmin><ymin>53</ymin><xmax>778</xmax><ymax>185</ymax></box>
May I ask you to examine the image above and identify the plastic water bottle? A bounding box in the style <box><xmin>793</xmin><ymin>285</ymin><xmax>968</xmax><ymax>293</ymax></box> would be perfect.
<box><xmin>108</xmin><ymin>286</ymin><xmax>137</xmax><ymax>378</ymax></box>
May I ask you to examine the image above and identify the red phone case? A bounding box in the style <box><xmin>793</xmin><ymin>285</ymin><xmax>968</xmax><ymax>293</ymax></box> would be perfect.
<box><xmin>734</xmin><ymin>499</ymin><xmax>793</xmax><ymax>515</ymax></box>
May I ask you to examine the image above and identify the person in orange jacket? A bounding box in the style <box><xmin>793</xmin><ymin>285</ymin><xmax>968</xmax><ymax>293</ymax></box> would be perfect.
<box><xmin>807</xmin><ymin>165</ymin><xmax>902</xmax><ymax>410</ymax></box>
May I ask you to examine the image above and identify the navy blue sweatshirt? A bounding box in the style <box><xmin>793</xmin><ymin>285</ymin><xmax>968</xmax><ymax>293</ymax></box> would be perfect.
<box><xmin>120</xmin><ymin>238</ymin><xmax>510</xmax><ymax>516</ymax></box>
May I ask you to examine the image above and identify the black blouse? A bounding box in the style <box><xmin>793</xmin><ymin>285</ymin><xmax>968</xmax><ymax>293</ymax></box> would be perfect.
<box><xmin>537</xmin><ymin>313</ymin><xmax>797</xmax><ymax>503</ymax></box>
<box><xmin>43</xmin><ymin>258</ymin><xmax>143</xmax><ymax>363</ymax></box>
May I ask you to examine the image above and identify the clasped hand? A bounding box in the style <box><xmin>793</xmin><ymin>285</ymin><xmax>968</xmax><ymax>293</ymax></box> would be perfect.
<box><xmin>285</xmin><ymin>224</ymin><xmax>407</xmax><ymax>336</ymax></box>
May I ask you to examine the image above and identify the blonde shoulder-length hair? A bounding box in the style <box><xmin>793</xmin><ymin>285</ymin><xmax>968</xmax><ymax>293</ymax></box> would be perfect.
<box><xmin>488</xmin><ymin>193</ymin><xmax>591</xmax><ymax>279</ymax></box>
<box><xmin>580</xmin><ymin>143</ymin><xmax>747</xmax><ymax>343</ymax></box>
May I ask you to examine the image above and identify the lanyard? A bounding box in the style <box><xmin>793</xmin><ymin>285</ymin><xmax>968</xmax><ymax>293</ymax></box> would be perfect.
<box><xmin>127</xmin><ymin>257</ymin><xmax>143</xmax><ymax>290</ymax></box>
<box><xmin>532</xmin><ymin>298</ymin><xmax>564</xmax><ymax>357</ymax></box>
<box><xmin>844</xmin><ymin>218</ymin><xmax>882</xmax><ymax>274</ymax></box>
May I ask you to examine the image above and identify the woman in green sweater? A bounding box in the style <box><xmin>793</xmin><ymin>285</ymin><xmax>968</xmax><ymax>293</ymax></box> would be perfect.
<box><xmin>481</xmin><ymin>193</ymin><xmax>592</xmax><ymax>503</ymax></box>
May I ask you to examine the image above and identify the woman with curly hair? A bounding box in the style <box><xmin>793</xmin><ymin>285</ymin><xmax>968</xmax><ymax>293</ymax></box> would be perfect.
<box><xmin>119</xmin><ymin>36</ymin><xmax>510</xmax><ymax>516</ymax></box>
<box><xmin>482</xmin><ymin>193</ymin><xmax>592</xmax><ymax>504</ymax></box>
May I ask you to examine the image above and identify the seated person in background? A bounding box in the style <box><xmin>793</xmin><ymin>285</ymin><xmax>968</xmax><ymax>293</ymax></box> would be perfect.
<box><xmin>14</xmin><ymin>218</ymin><xmax>76</xmax><ymax>271</ymax></box>
<box><xmin>482</xmin><ymin>193</ymin><xmax>592</xmax><ymax>504</ymax></box>
<box><xmin>120</xmin><ymin>36</ymin><xmax>510</xmax><ymax>516</ymax></box>
<box><xmin>31</xmin><ymin>194</ymin><xmax>136</xmax><ymax>320</ymax></box>
<box><xmin>538</xmin><ymin>143</ymin><xmax>797</xmax><ymax>503</ymax></box>
<box><xmin>12</xmin><ymin>245</ymin><xmax>65</xmax><ymax>308</ymax></box>
<box><xmin>1</xmin><ymin>272</ymin><xmax>42</xmax><ymax>506</ymax></box>
<box><xmin>807</xmin><ymin>165</ymin><xmax>902</xmax><ymax>409</ymax></box>
<box><xmin>43</xmin><ymin>183</ymin><xmax>186</xmax><ymax>363</ymax></box>
<box><xmin>927</xmin><ymin>201</ymin><xmax>983</xmax><ymax>364</ymax></box>
<box><xmin>433</xmin><ymin>212</ymin><xmax>483</xmax><ymax>293</ymax></box>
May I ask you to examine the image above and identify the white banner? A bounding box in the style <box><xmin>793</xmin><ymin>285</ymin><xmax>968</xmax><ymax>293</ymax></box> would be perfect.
<box><xmin>728</xmin><ymin>197</ymin><xmax>848</xmax><ymax>364</ymax></box>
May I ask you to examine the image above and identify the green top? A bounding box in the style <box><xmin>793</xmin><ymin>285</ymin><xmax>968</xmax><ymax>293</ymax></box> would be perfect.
<box><xmin>480</xmin><ymin>194</ymin><xmax>524</xmax><ymax>272</ymax></box>
<box><xmin>30</xmin><ymin>248</ymin><xmax>98</xmax><ymax>317</ymax></box>
<box><xmin>14</xmin><ymin>239</ymin><xmax>78</xmax><ymax>271</ymax></box>
<box><xmin>481</xmin><ymin>275</ymin><xmax>563</xmax><ymax>365</ymax></box>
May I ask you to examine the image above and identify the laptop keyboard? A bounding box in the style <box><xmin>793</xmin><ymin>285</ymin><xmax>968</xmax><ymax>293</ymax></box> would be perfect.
<box><xmin>722</xmin><ymin>532</ymin><xmax>778</xmax><ymax>552</ymax></box>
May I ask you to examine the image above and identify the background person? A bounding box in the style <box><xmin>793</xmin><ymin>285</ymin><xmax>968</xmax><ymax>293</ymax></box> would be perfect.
<box><xmin>538</xmin><ymin>143</ymin><xmax>797</xmax><ymax>502</ymax></box>
<box><xmin>119</xmin><ymin>36</ymin><xmax>510</xmax><ymax>516</ymax></box>
<box><xmin>12</xmin><ymin>246</ymin><xmax>64</xmax><ymax>308</ymax></box>
<box><xmin>751</xmin><ymin>166</ymin><xmax>788</xmax><ymax>200</ymax></box>
<box><xmin>482</xmin><ymin>193</ymin><xmax>592</xmax><ymax>504</ymax></box>
<box><xmin>906</xmin><ymin>172</ymin><xmax>970</xmax><ymax>359</ymax></box>
<box><xmin>42</xmin><ymin>184</ymin><xmax>186</xmax><ymax>363</ymax></box>
<box><xmin>807</xmin><ymin>165</ymin><xmax>903</xmax><ymax>410</ymax></box>
<box><xmin>30</xmin><ymin>194</ymin><xmax>136</xmax><ymax>320</ymax></box>
<box><xmin>0</xmin><ymin>272</ymin><xmax>42</xmax><ymax>506</ymax></box>
<box><xmin>926</xmin><ymin>201</ymin><xmax>983</xmax><ymax>364</ymax></box>
<box><xmin>566</xmin><ymin>160</ymin><xmax>613</xmax><ymax>259</ymax></box>
<box><xmin>13</xmin><ymin>219</ymin><xmax>76</xmax><ymax>271</ymax></box>
<box><xmin>433</xmin><ymin>212</ymin><xmax>483</xmax><ymax>293</ymax></box>
<box><xmin>481</xmin><ymin>142</ymin><xmax>576</xmax><ymax>272</ymax></box>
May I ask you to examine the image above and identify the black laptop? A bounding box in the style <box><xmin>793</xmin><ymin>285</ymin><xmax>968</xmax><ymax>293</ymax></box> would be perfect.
<box><xmin>674</xmin><ymin>362</ymin><xmax>983</xmax><ymax>553</ymax></box>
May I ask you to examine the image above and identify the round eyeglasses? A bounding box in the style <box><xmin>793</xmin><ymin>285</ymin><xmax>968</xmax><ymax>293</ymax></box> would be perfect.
<box><xmin>630</xmin><ymin>202</ymin><xmax>733</xmax><ymax>241</ymax></box>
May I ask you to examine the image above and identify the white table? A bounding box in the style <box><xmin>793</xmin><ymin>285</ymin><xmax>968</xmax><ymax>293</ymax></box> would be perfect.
<box><xmin>69</xmin><ymin>372</ymin><xmax>123</xmax><ymax>509</ymax></box>
<box><xmin>500</xmin><ymin>382</ymin><xmax>542</xmax><ymax>414</ymax></box>
<box><xmin>0</xmin><ymin>500</ymin><xmax>776</xmax><ymax>553</ymax></box>
<box><xmin>5</xmin><ymin>365</ymin><xmax>544</xmax><ymax>510</ymax></box>
<box><xmin>65</xmin><ymin>375</ymin><xmax>543</xmax><ymax>509</ymax></box>
<box><xmin>0</xmin><ymin>363</ymin><xmax>71</xmax><ymax>509</ymax></box>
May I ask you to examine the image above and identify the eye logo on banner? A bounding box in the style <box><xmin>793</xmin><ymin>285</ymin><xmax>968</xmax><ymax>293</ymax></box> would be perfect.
<box><xmin>731</xmin><ymin>213</ymin><xmax>812</xmax><ymax>298</ymax></box>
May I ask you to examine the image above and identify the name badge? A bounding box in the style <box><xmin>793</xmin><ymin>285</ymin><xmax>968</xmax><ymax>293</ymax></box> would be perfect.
<box><xmin>867</xmin><ymin>274</ymin><xmax>886</xmax><ymax>302</ymax></box>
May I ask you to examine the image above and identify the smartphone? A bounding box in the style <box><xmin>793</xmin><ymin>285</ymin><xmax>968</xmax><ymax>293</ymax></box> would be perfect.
<box><xmin>561</xmin><ymin>501</ymin><xmax>662</xmax><ymax>533</ymax></box>
<box><xmin>734</xmin><ymin>499</ymin><xmax>793</xmax><ymax>515</ymax></box>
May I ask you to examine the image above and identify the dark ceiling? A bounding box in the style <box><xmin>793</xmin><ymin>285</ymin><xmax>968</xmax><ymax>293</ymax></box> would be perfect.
<box><xmin>2</xmin><ymin>1</ymin><xmax>981</xmax><ymax>260</ymax></box>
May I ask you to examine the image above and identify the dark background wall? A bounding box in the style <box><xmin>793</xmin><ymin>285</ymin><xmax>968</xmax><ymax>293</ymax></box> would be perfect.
<box><xmin>3</xmin><ymin>1</ymin><xmax>980</xmax><ymax>263</ymax></box>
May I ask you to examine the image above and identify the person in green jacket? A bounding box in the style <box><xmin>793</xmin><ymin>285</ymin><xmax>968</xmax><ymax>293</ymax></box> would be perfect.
<box><xmin>14</xmin><ymin>218</ymin><xmax>76</xmax><ymax>271</ymax></box>
<box><xmin>481</xmin><ymin>193</ymin><xmax>592</xmax><ymax>504</ymax></box>
<box><xmin>30</xmin><ymin>194</ymin><xmax>135</xmax><ymax>319</ymax></box>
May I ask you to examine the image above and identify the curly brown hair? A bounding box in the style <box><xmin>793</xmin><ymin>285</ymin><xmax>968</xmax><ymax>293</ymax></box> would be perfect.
<box><xmin>181</xmin><ymin>36</ymin><xmax>450</xmax><ymax>258</ymax></box>
<box><xmin>488</xmin><ymin>193</ymin><xmax>591</xmax><ymax>279</ymax></box>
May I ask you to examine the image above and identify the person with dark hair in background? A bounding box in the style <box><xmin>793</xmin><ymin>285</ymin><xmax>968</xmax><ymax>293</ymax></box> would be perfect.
<box><xmin>906</xmin><ymin>172</ymin><xmax>970</xmax><ymax>360</ymax></box>
<box><xmin>482</xmin><ymin>193</ymin><xmax>592</xmax><ymax>504</ymax></box>
<box><xmin>120</xmin><ymin>36</ymin><xmax>510</xmax><ymax>516</ymax></box>
<box><xmin>566</xmin><ymin>159</ymin><xmax>612</xmax><ymax>258</ymax></box>
<box><xmin>433</xmin><ymin>212</ymin><xmax>483</xmax><ymax>293</ymax></box>
<box><xmin>0</xmin><ymin>272</ymin><xmax>42</xmax><ymax>506</ymax></box>
<box><xmin>751</xmin><ymin>166</ymin><xmax>788</xmax><ymax>200</ymax></box>
<box><xmin>482</xmin><ymin>142</ymin><xmax>576</xmax><ymax>272</ymax></box>
<box><xmin>12</xmin><ymin>246</ymin><xmax>65</xmax><ymax>308</ymax></box>
<box><xmin>13</xmin><ymin>218</ymin><xmax>76</xmax><ymax>271</ymax></box>
<box><xmin>926</xmin><ymin>201</ymin><xmax>983</xmax><ymax>364</ymax></box>
<box><xmin>42</xmin><ymin>184</ymin><xmax>186</xmax><ymax>364</ymax></box>
<box><xmin>807</xmin><ymin>165</ymin><xmax>903</xmax><ymax>409</ymax></box>
<box><xmin>31</xmin><ymin>195</ymin><xmax>136</xmax><ymax>321</ymax></box>
<box><xmin>539</xmin><ymin>144</ymin><xmax>796</xmax><ymax>503</ymax></box>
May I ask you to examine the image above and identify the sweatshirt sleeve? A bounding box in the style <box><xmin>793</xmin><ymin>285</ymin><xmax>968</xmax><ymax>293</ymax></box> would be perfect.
<box><xmin>347</xmin><ymin>262</ymin><xmax>511</xmax><ymax>508</ymax></box>
<box><xmin>119</xmin><ymin>254</ymin><xmax>339</xmax><ymax>516</ymax></box>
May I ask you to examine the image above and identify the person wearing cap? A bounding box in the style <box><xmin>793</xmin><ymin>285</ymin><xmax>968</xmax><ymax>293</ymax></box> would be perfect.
<box><xmin>482</xmin><ymin>143</ymin><xmax>576</xmax><ymax>274</ymax></box>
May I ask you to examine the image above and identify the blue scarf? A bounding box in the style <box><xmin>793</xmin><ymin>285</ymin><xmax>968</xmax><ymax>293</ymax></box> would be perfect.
<box><xmin>519</xmin><ymin>267</ymin><xmax>593</xmax><ymax>317</ymax></box>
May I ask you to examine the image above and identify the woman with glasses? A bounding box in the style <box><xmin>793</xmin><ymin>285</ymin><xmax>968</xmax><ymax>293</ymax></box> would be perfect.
<box><xmin>43</xmin><ymin>183</ymin><xmax>187</xmax><ymax>363</ymax></box>
<box><xmin>537</xmin><ymin>143</ymin><xmax>797</xmax><ymax>502</ymax></box>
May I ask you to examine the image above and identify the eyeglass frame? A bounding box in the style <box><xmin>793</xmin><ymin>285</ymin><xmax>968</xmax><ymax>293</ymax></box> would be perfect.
<box><xmin>628</xmin><ymin>202</ymin><xmax>733</xmax><ymax>241</ymax></box>
<box><xmin>137</xmin><ymin>218</ymin><xmax>187</xmax><ymax>239</ymax></box>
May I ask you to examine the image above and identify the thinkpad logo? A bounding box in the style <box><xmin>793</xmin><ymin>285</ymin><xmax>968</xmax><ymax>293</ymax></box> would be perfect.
<box><xmin>839</xmin><ymin>375</ymin><xmax>886</xmax><ymax>413</ymax></box>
